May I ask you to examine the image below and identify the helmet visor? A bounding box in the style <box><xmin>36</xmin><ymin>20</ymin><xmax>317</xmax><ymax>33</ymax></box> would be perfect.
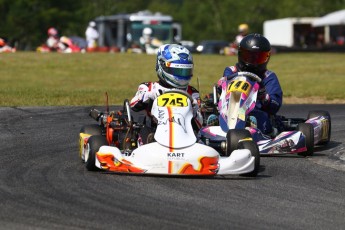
<box><xmin>164</xmin><ymin>63</ymin><xmax>193</xmax><ymax>78</ymax></box>
<box><xmin>239</xmin><ymin>49</ymin><xmax>270</xmax><ymax>65</ymax></box>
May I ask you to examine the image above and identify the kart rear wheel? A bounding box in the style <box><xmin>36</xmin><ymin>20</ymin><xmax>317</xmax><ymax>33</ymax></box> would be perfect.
<box><xmin>297</xmin><ymin>123</ymin><xmax>314</xmax><ymax>157</ymax></box>
<box><xmin>79</xmin><ymin>124</ymin><xmax>102</xmax><ymax>160</ymax></box>
<box><xmin>238</xmin><ymin>140</ymin><xmax>260</xmax><ymax>177</ymax></box>
<box><xmin>85</xmin><ymin>135</ymin><xmax>107</xmax><ymax>171</ymax></box>
<box><xmin>307</xmin><ymin>110</ymin><xmax>331</xmax><ymax>145</ymax></box>
<box><xmin>226</xmin><ymin>129</ymin><xmax>252</xmax><ymax>157</ymax></box>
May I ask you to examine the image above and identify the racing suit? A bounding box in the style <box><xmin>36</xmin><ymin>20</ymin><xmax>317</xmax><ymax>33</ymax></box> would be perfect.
<box><xmin>218</xmin><ymin>64</ymin><xmax>283</xmax><ymax>134</ymax></box>
<box><xmin>85</xmin><ymin>26</ymin><xmax>99</xmax><ymax>49</ymax></box>
<box><xmin>130</xmin><ymin>81</ymin><xmax>203</xmax><ymax>140</ymax></box>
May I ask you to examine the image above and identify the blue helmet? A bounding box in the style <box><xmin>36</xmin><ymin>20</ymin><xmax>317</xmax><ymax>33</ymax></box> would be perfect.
<box><xmin>156</xmin><ymin>44</ymin><xmax>193</xmax><ymax>88</ymax></box>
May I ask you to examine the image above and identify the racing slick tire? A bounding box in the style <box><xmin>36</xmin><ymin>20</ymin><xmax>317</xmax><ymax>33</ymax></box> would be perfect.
<box><xmin>226</xmin><ymin>129</ymin><xmax>252</xmax><ymax>157</ymax></box>
<box><xmin>79</xmin><ymin>124</ymin><xmax>103</xmax><ymax>160</ymax></box>
<box><xmin>85</xmin><ymin>135</ymin><xmax>108</xmax><ymax>171</ymax></box>
<box><xmin>238</xmin><ymin>140</ymin><xmax>260</xmax><ymax>177</ymax></box>
<box><xmin>297</xmin><ymin>123</ymin><xmax>314</xmax><ymax>157</ymax></box>
<box><xmin>307</xmin><ymin>110</ymin><xmax>331</xmax><ymax>145</ymax></box>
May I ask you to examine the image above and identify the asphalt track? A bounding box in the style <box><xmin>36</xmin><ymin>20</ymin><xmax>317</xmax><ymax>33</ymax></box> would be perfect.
<box><xmin>0</xmin><ymin>104</ymin><xmax>344</xmax><ymax>230</ymax></box>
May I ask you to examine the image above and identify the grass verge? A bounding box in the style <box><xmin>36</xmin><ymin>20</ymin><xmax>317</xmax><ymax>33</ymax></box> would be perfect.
<box><xmin>0</xmin><ymin>52</ymin><xmax>344</xmax><ymax>106</ymax></box>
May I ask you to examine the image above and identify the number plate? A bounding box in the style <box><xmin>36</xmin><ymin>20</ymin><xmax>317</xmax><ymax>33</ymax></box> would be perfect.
<box><xmin>157</xmin><ymin>93</ymin><xmax>189</xmax><ymax>107</ymax></box>
<box><xmin>227</xmin><ymin>80</ymin><xmax>251</xmax><ymax>96</ymax></box>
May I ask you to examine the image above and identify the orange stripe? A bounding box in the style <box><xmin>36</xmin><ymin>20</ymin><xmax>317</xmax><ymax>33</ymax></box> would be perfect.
<box><xmin>168</xmin><ymin>161</ymin><xmax>173</xmax><ymax>174</ymax></box>
<box><xmin>168</xmin><ymin>106</ymin><xmax>174</xmax><ymax>151</ymax></box>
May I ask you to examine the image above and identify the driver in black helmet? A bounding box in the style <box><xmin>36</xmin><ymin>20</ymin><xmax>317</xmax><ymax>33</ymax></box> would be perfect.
<box><xmin>217</xmin><ymin>33</ymin><xmax>283</xmax><ymax>135</ymax></box>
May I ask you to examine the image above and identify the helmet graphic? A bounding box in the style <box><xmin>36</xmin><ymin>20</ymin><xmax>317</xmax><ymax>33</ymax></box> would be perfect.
<box><xmin>238</xmin><ymin>33</ymin><xmax>271</xmax><ymax>75</ymax></box>
<box><xmin>156</xmin><ymin>44</ymin><xmax>193</xmax><ymax>88</ymax></box>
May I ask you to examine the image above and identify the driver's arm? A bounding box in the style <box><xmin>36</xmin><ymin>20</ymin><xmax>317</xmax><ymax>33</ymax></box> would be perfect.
<box><xmin>260</xmin><ymin>72</ymin><xmax>283</xmax><ymax>115</ymax></box>
<box><xmin>130</xmin><ymin>82</ymin><xmax>153</xmax><ymax>112</ymax></box>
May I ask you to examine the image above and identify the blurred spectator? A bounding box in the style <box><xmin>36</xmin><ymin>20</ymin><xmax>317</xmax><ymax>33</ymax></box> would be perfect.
<box><xmin>139</xmin><ymin>27</ymin><xmax>162</xmax><ymax>54</ymax></box>
<box><xmin>0</xmin><ymin>38</ymin><xmax>16</xmax><ymax>53</ymax></box>
<box><xmin>58</xmin><ymin>36</ymin><xmax>81</xmax><ymax>53</ymax></box>
<box><xmin>85</xmin><ymin>21</ymin><xmax>99</xmax><ymax>51</ymax></box>
<box><xmin>234</xmin><ymin>24</ymin><xmax>249</xmax><ymax>46</ymax></box>
<box><xmin>224</xmin><ymin>23</ymin><xmax>249</xmax><ymax>55</ymax></box>
<box><xmin>46</xmin><ymin>27</ymin><xmax>60</xmax><ymax>51</ymax></box>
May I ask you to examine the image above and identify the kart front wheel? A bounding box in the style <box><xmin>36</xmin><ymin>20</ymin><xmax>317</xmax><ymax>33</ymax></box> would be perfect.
<box><xmin>79</xmin><ymin>124</ymin><xmax>103</xmax><ymax>160</ymax></box>
<box><xmin>238</xmin><ymin>140</ymin><xmax>260</xmax><ymax>177</ymax></box>
<box><xmin>226</xmin><ymin>129</ymin><xmax>252</xmax><ymax>157</ymax></box>
<box><xmin>85</xmin><ymin>135</ymin><xmax>107</xmax><ymax>171</ymax></box>
<box><xmin>297</xmin><ymin>123</ymin><xmax>314</xmax><ymax>157</ymax></box>
<box><xmin>307</xmin><ymin>110</ymin><xmax>331</xmax><ymax>145</ymax></box>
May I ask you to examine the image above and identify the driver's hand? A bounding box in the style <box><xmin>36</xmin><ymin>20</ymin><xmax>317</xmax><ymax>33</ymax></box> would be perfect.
<box><xmin>258</xmin><ymin>86</ymin><xmax>270</xmax><ymax>105</ymax></box>
<box><xmin>192</xmin><ymin>99</ymin><xmax>200</xmax><ymax>117</ymax></box>
<box><xmin>142</xmin><ymin>90</ymin><xmax>156</xmax><ymax>103</ymax></box>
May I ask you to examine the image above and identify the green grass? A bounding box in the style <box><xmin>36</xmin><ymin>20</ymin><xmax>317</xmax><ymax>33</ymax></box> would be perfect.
<box><xmin>0</xmin><ymin>52</ymin><xmax>344</xmax><ymax>106</ymax></box>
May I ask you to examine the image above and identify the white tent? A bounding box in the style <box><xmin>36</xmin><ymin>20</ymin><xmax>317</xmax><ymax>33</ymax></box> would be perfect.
<box><xmin>313</xmin><ymin>9</ymin><xmax>345</xmax><ymax>26</ymax></box>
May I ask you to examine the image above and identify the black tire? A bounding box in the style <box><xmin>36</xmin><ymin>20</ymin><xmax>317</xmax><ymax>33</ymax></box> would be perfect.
<box><xmin>139</xmin><ymin>126</ymin><xmax>156</xmax><ymax>144</ymax></box>
<box><xmin>79</xmin><ymin>124</ymin><xmax>103</xmax><ymax>160</ymax></box>
<box><xmin>238</xmin><ymin>140</ymin><xmax>260</xmax><ymax>177</ymax></box>
<box><xmin>80</xmin><ymin>124</ymin><xmax>102</xmax><ymax>135</ymax></box>
<box><xmin>297</xmin><ymin>123</ymin><xmax>314</xmax><ymax>157</ymax></box>
<box><xmin>85</xmin><ymin>135</ymin><xmax>108</xmax><ymax>171</ymax></box>
<box><xmin>307</xmin><ymin>110</ymin><xmax>331</xmax><ymax>145</ymax></box>
<box><xmin>226</xmin><ymin>129</ymin><xmax>252</xmax><ymax>157</ymax></box>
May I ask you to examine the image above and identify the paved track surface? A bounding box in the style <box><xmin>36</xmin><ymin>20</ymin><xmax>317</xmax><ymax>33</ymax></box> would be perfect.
<box><xmin>0</xmin><ymin>105</ymin><xmax>344</xmax><ymax>230</ymax></box>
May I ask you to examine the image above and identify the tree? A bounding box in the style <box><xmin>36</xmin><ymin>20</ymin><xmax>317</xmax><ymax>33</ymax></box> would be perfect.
<box><xmin>0</xmin><ymin>0</ymin><xmax>344</xmax><ymax>50</ymax></box>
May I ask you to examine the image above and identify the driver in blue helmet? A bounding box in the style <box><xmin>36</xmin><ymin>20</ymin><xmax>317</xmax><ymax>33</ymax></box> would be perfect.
<box><xmin>216</xmin><ymin>33</ymin><xmax>283</xmax><ymax>135</ymax></box>
<box><xmin>130</xmin><ymin>44</ymin><xmax>203</xmax><ymax>142</ymax></box>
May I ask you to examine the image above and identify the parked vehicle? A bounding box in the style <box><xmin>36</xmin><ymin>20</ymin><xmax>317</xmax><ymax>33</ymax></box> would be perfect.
<box><xmin>94</xmin><ymin>10</ymin><xmax>182</xmax><ymax>52</ymax></box>
<box><xmin>196</xmin><ymin>40</ymin><xmax>229</xmax><ymax>54</ymax></box>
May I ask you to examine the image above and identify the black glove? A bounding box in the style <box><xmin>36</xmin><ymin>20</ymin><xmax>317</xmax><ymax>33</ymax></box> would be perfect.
<box><xmin>257</xmin><ymin>86</ymin><xmax>270</xmax><ymax>105</ymax></box>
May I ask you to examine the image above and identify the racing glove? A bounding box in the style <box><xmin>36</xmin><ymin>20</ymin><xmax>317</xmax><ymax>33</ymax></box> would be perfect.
<box><xmin>257</xmin><ymin>86</ymin><xmax>270</xmax><ymax>105</ymax></box>
<box><xmin>142</xmin><ymin>90</ymin><xmax>156</xmax><ymax>103</ymax></box>
<box><xmin>192</xmin><ymin>99</ymin><xmax>203</xmax><ymax>128</ymax></box>
<box><xmin>142</xmin><ymin>89</ymin><xmax>165</xmax><ymax>103</ymax></box>
<box><xmin>192</xmin><ymin>99</ymin><xmax>199</xmax><ymax>117</ymax></box>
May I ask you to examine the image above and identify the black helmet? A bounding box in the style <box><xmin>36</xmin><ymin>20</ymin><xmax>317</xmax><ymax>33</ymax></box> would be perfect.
<box><xmin>238</xmin><ymin>33</ymin><xmax>271</xmax><ymax>75</ymax></box>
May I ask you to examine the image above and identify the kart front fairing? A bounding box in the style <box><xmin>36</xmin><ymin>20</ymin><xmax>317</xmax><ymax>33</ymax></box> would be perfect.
<box><xmin>93</xmin><ymin>91</ymin><xmax>256</xmax><ymax>176</ymax></box>
<box><xmin>218</xmin><ymin>75</ymin><xmax>259</xmax><ymax>132</ymax></box>
<box><xmin>248</xmin><ymin>128</ymin><xmax>307</xmax><ymax>154</ymax></box>
<box><xmin>95</xmin><ymin>142</ymin><xmax>255</xmax><ymax>175</ymax></box>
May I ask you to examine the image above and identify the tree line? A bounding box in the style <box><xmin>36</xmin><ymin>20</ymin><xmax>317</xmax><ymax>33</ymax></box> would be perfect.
<box><xmin>0</xmin><ymin>0</ymin><xmax>344</xmax><ymax>50</ymax></box>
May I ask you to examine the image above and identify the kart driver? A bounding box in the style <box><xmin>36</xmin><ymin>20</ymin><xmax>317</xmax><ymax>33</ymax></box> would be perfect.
<box><xmin>216</xmin><ymin>33</ymin><xmax>283</xmax><ymax>135</ymax></box>
<box><xmin>234</xmin><ymin>24</ymin><xmax>249</xmax><ymax>46</ymax></box>
<box><xmin>130</xmin><ymin>44</ymin><xmax>203</xmax><ymax>142</ymax></box>
<box><xmin>139</xmin><ymin>27</ymin><xmax>163</xmax><ymax>54</ymax></box>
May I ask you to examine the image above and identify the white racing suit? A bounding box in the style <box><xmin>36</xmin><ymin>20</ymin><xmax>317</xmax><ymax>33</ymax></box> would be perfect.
<box><xmin>130</xmin><ymin>81</ymin><xmax>203</xmax><ymax>132</ymax></box>
<box><xmin>85</xmin><ymin>26</ymin><xmax>99</xmax><ymax>49</ymax></box>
